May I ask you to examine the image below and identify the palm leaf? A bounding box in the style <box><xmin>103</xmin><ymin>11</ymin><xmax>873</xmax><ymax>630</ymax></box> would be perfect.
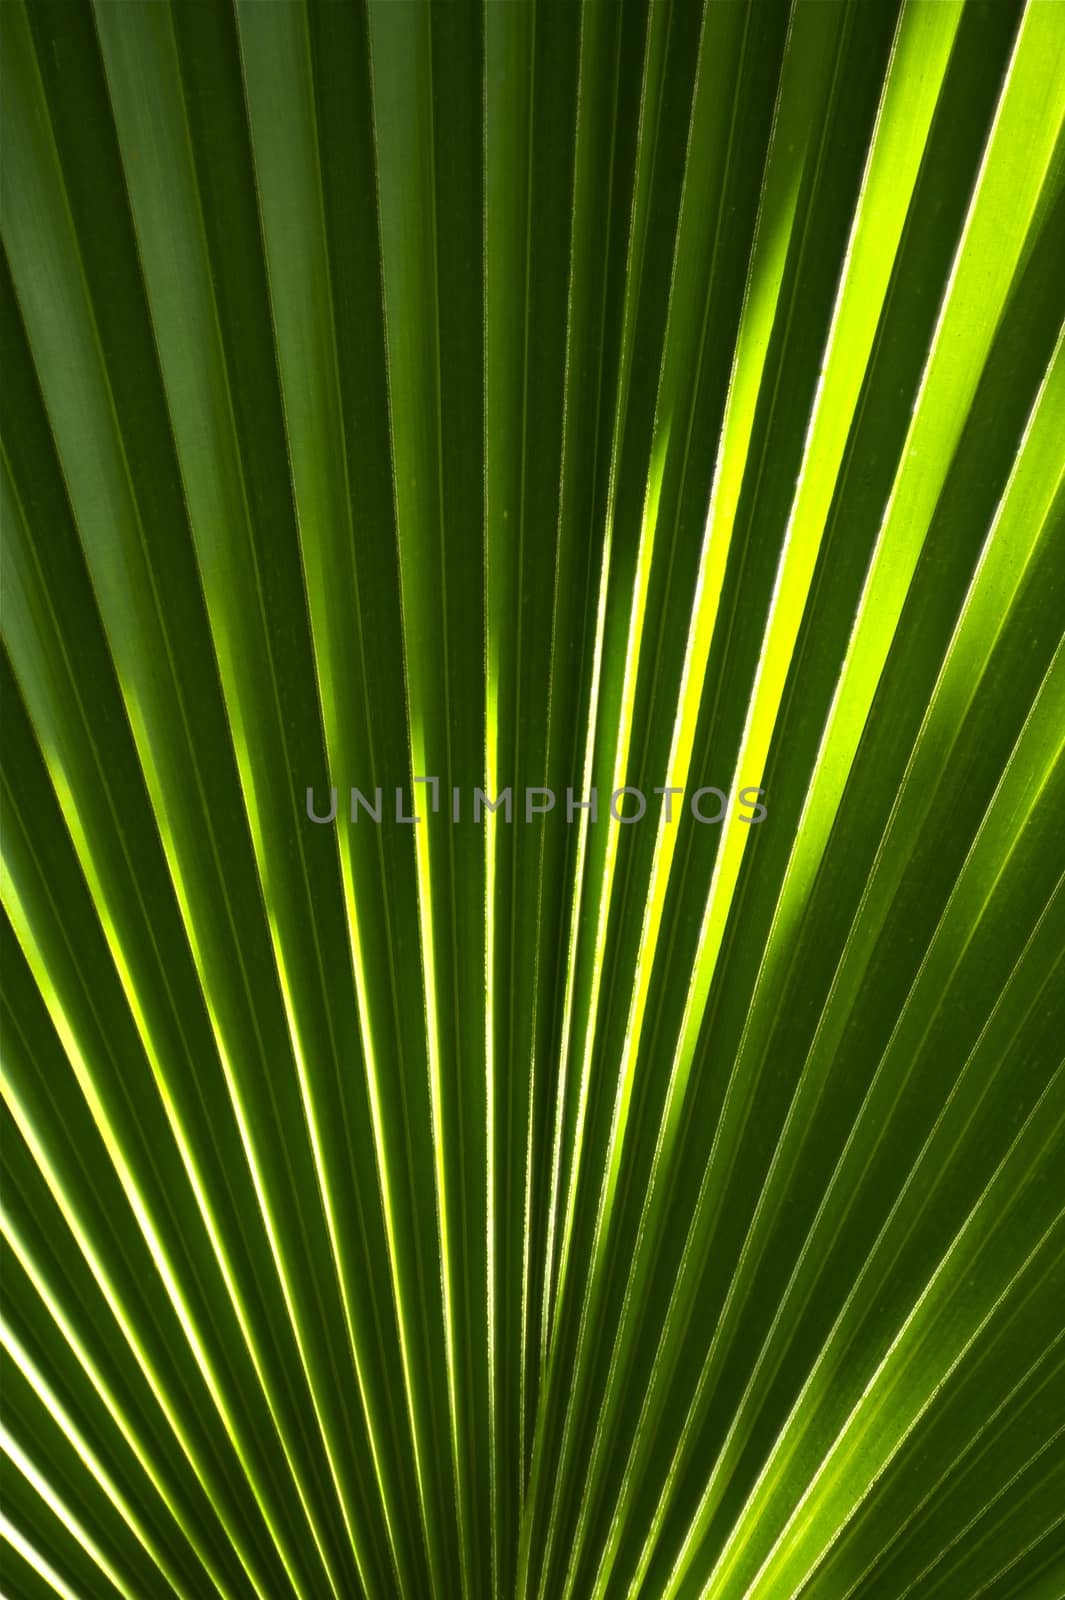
<box><xmin>2</xmin><ymin>1</ymin><xmax>1064</xmax><ymax>1597</ymax></box>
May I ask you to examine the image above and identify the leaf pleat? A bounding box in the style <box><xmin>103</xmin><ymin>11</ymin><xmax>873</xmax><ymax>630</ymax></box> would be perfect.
<box><xmin>3</xmin><ymin>2</ymin><xmax>1064</xmax><ymax>1598</ymax></box>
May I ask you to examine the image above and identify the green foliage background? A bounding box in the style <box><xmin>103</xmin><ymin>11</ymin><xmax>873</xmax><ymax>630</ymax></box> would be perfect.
<box><xmin>2</xmin><ymin>1</ymin><xmax>1065</xmax><ymax>1597</ymax></box>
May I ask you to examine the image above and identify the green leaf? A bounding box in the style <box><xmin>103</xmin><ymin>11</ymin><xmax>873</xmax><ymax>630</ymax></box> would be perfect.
<box><xmin>2</xmin><ymin>2</ymin><xmax>1063</xmax><ymax>1598</ymax></box>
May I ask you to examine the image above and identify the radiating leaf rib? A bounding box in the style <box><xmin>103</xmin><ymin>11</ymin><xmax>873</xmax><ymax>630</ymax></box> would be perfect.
<box><xmin>663</xmin><ymin>643</ymin><xmax>1065</xmax><ymax>1595</ymax></box>
<box><xmin>1</xmin><ymin>843</ymin><xmax>330</xmax><ymax>1600</ymax></box>
<box><xmin>2</xmin><ymin>1212</ymin><xmax>254</xmax><ymax>1600</ymax></box>
<box><xmin>821</xmin><ymin>1286</ymin><xmax>1065</xmax><ymax>1598</ymax></box>
<box><xmin>0</xmin><ymin>1068</ymin><xmax>280</xmax><ymax>1599</ymax></box>
<box><xmin>90</xmin><ymin>3</ymin><xmax>419</xmax><ymax>1587</ymax></box>
<box><xmin>2</xmin><ymin>306</ymin><xmax>366</xmax><ymax>1600</ymax></box>
<box><xmin>218</xmin><ymin>0</ymin><xmax>452</xmax><ymax>1583</ymax></box>
<box><xmin>366</xmin><ymin>6</ymin><xmax>491</xmax><ymax>1593</ymax></box>
<box><xmin>484</xmin><ymin>3</ymin><xmax>590</xmax><ymax>1583</ymax></box>
<box><xmin>1</xmin><ymin>1505</ymin><xmax>109</xmax><ymax>1600</ymax></box>
<box><xmin>2</xmin><ymin>1319</ymin><xmax>212</xmax><ymax>1600</ymax></box>
<box><xmin>894</xmin><ymin>1422</ymin><xmax>1065</xmax><ymax>1600</ymax></box>
<box><xmin>598</xmin><ymin>303</ymin><xmax>1065</xmax><ymax>1596</ymax></box>
<box><xmin>3</xmin><ymin>4</ymin><xmax>1063</xmax><ymax>1598</ymax></box>
<box><xmin>661</xmin><ymin>0</ymin><xmax>1061</xmax><ymax>1268</ymax></box>
<box><xmin>514</xmin><ymin>6</ymin><xmax>710</xmax><ymax>1587</ymax></box>
<box><xmin>536</xmin><ymin>0</ymin><xmax>643</xmax><ymax>1384</ymax></box>
<box><xmin>559</xmin><ymin>10</ymin><xmax>965</xmax><ymax>1589</ymax></box>
<box><xmin>1</xmin><ymin>1422</ymin><xmax>155</xmax><ymax>1600</ymax></box>
<box><xmin>3</xmin><ymin>13</ymin><xmax>382</xmax><ymax>1590</ymax></box>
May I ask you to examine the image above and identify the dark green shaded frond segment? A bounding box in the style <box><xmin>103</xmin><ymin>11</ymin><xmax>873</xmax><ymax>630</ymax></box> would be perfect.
<box><xmin>2</xmin><ymin>2</ymin><xmax>1064</xmax><ymax>1598</ymax></box>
